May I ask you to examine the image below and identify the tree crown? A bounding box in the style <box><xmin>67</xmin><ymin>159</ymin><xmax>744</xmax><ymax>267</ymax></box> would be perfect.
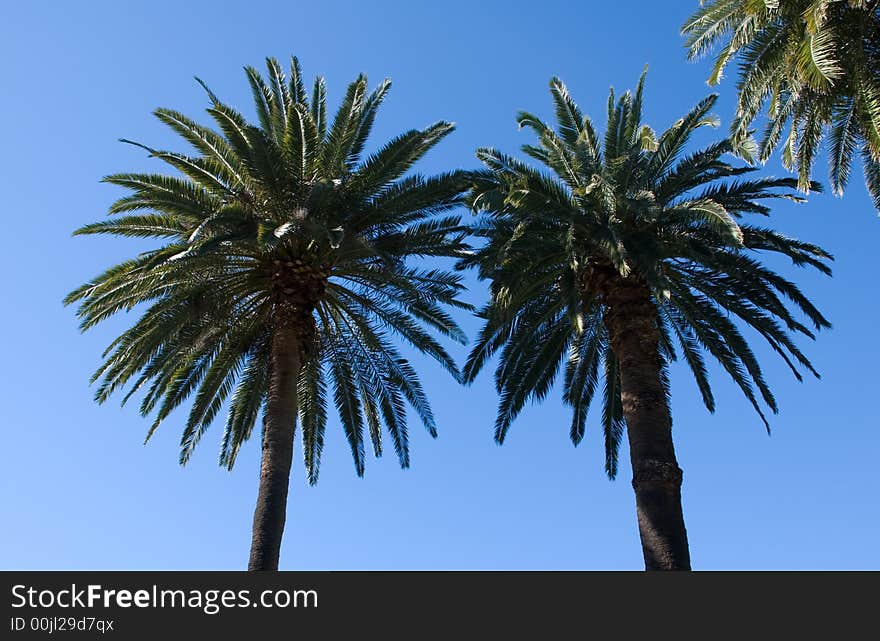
<box><xmin>460</xmin><ymin>70</ymin><xmax>832</xmax><ymax>477</ymax></box>
<box><xmin>683</xmin><ymin>0</ymin><xmax>880</xmax><ymax>209</ymax></box>
<box><xmin>66</xmin><ymin>57</ymin><xmax>472</xmax><ymax>483</ymax></box>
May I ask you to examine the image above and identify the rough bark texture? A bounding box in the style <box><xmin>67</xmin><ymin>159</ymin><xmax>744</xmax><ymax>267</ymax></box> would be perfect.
<box><xmin>604</xmin><ymin>280</ymin><xmax>691</xmax><ymax>571</ymax></box>
<box><xmin>247</xmin><ymin>319</ymin><xmax>301</xmax><ymax>571</ymax></box>
<box><xmin>247</xmin><ymin>259</ymin><xmax>327</xmax><ymax>571</ymax></box>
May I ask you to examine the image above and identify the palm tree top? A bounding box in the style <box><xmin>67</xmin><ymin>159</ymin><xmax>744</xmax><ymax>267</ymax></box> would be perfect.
<box><xmin>460</xmin><ymin>70</ymin><xmax>832</xmax><ymax>477</ymax></box>
<box><xmin>66</xmin><ymin>56</ymin><xmax>472</xmax><ymax>484</ymax></box>
<box><xmin>682</xmin><ymin>0</ymin><xmax>880</xmax><ymax>208</ymax></box>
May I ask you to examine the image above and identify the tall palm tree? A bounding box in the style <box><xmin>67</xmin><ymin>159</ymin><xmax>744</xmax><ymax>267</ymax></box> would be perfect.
<box><xmin>65</xmin><ymin>57</ymin><xmax>471</xmax><ymax>570</ymax></box>
<box><xmin>459</xmin><ymin>71</ymin><xmax>832</xmax><ymax>570</ymax></box>
<box><xmin>682</xmin><ymin>0</ymin><xmax>880</xmax><ymax>211</ymax></box>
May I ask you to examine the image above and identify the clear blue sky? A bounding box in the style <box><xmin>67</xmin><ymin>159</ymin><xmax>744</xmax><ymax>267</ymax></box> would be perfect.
<box><xmin>2</xmin><ymin>0</ymin><xmax>877</xmax><ymax>570</ymax></box>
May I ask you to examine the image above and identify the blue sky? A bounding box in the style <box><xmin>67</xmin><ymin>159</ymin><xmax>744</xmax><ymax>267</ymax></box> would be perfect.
<box><xmin>2</xmin><ymin>0</ymin><xmax>877</xmax><ymax>570</ymax></box>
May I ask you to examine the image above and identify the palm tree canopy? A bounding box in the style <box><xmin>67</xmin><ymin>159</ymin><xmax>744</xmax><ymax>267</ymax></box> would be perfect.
<box><xmin>459</xmin><ymin>70</ymin><xmax>832</xmax><ymax>478</ymax></box>
<box><xmin>65</xmin><ymin>57</ymin><xmax>472</xmax><ymax>484</ymax></box>
<box><xmin>682</xmin><ymin>0</ymin><xmax>880</xmax><ymax>209</ymax></box>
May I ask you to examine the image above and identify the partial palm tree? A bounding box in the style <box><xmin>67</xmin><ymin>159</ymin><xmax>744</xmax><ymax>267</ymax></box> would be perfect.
<box><xmin>682</xmin><ymin>0</ymin><xmax>880</xmax><ymax>211</ymax></box>
<box><xmin>65</xmin><ymin>57</ymin><xmax>471</xmax><ymax>570</ymax></box>
<box><xmin>459</xmin><ymin>71</ymin><xmax>832</xmax><ymax>570</ymax></box>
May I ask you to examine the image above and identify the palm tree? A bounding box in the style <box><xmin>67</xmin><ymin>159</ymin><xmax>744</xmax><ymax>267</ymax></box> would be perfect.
<box><xmin>65</xmin><ymin>57</ymin><xmax>471</xmax><ymax>570</ymax></box>
<box><xmin>682</xmin><ymin>0</ymin><xmax>880</xmax><ymax>211</ymax></box>
<box><xmin>459</xmin><ymin>71</ymin><xmax>832</xmax><ymax>570</ymax></box>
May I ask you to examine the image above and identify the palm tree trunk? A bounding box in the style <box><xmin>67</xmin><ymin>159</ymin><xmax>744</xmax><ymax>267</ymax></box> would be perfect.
<box><xmin>605</xmin><ymin>283</ymin><xmax>691</xmax><ymax>571</ymax></box>
<box><xmin>248</xmin><ymin>319</ymin><xmax>301</xmax><ymax>571</ymax></box>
